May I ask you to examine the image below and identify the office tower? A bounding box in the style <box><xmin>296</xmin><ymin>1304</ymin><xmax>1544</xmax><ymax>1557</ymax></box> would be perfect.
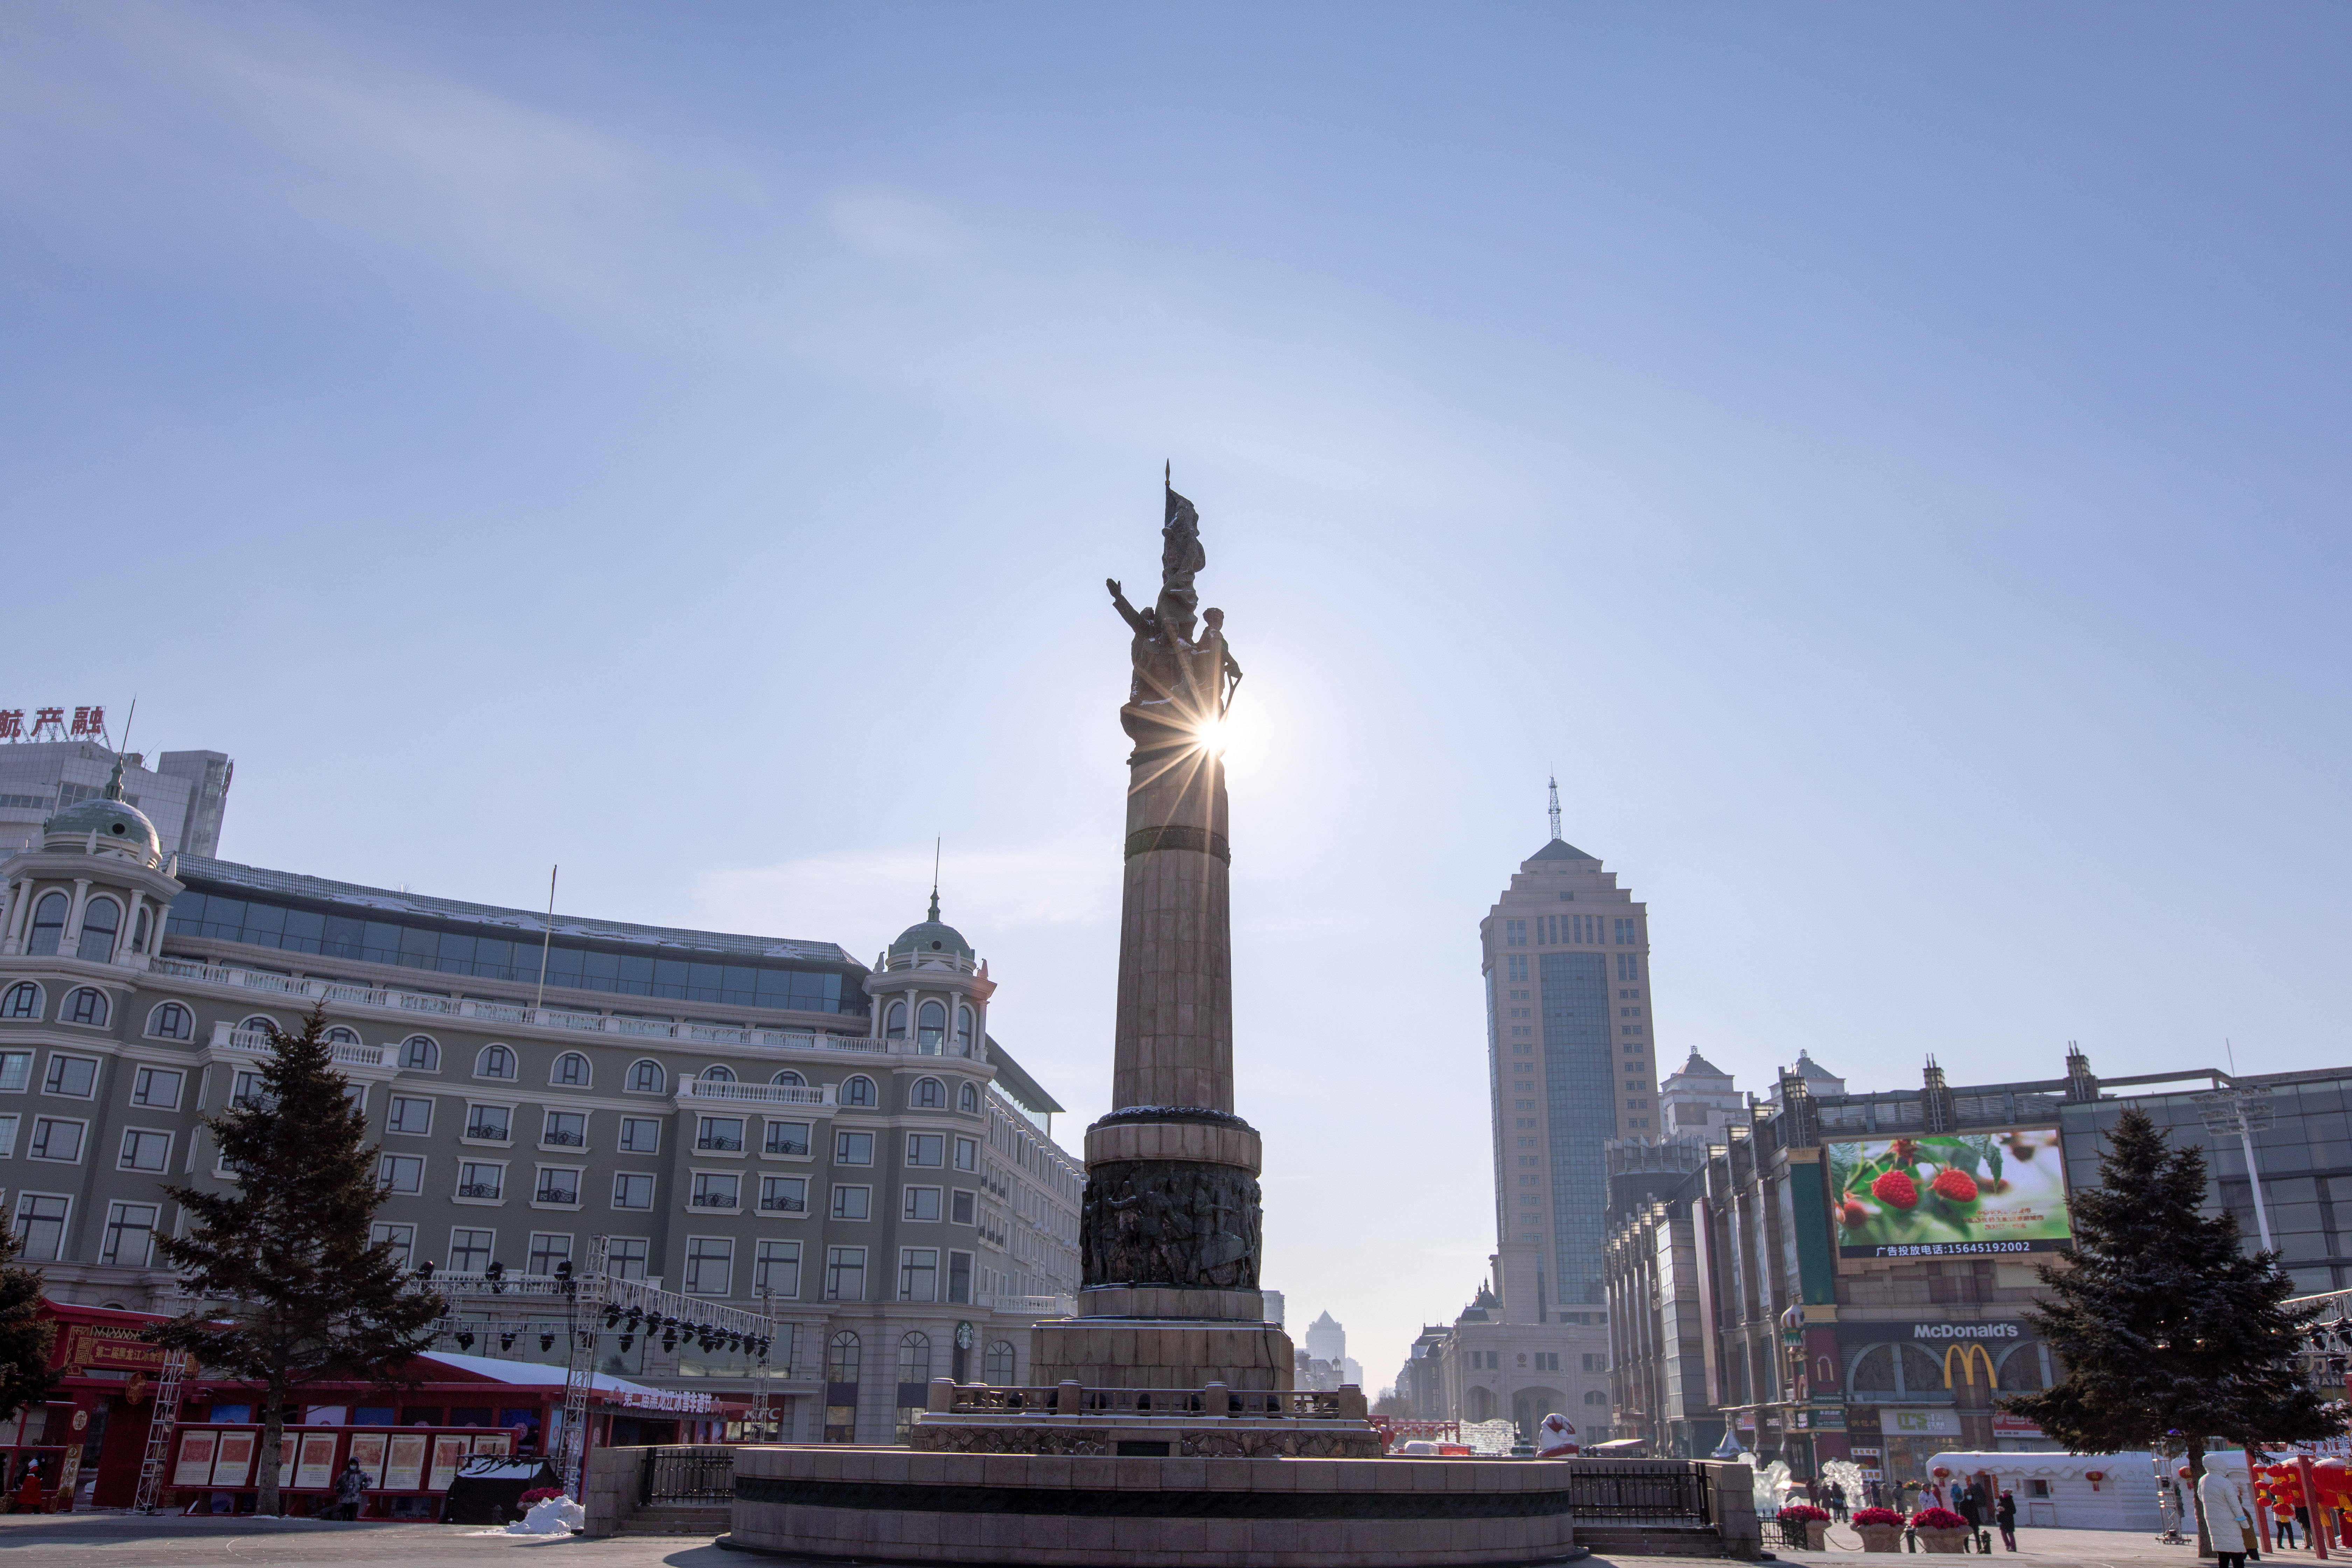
<box><xmin>1481</xmin><ymin>791</ymin><xmax>1656</xmax><ymax>1310</ymax></box>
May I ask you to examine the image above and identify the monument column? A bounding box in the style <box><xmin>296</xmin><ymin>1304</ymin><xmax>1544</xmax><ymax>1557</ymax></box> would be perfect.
<box><xmin>1026</xmin><ymin>477</ymin><xmax>1293</xmax><ymax>1393</ymax></box>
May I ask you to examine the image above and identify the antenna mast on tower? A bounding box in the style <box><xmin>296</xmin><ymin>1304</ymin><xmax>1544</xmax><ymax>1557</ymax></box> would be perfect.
<box><xmin>1547</xmin><ymin>776</ymin><xmax>1562</xmax><ymax>842</ymax></box>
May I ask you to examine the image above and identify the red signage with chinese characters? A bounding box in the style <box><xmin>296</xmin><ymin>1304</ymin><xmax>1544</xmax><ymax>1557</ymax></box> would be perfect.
<box><xmin>0</xmin><ymin>706</ymin><xmax>106</xmax><ymax>742</ymax></box>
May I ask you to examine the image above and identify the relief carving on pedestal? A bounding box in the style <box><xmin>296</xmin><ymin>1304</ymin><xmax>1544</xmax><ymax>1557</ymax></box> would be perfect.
<box><xmin>1080</xmin><ymin>1158</ymin><xmax>1262</xmax><ymax>1290</ymax></box>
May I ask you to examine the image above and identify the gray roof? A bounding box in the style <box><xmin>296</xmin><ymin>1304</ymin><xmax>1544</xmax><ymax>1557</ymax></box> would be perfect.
<box><xmin>1678</xmin><ymin>1051</ymin><xmax>1729</xmax><ymax>1079</ymax></box>
<box><xmin>1791</xmin><ymin>1050</ymin><xmax>1842</xmax><ymax>1082</ymax></box>
<box><xmin>1527</xmin><ymin>837</ymin><xmax>1595</xmax><ymax>862</ymax></box>
<box><xmin>890</xmin><ymin>919</ymin><xmax>975</xmax><ymax>960</ymax></box>
<box><xmin>46</xmin><ymin>796</ymin><xmax>161</xmax><ymax>860</ymax></box>
<box><xmin>177</xmin><ymin>855</ymin><xmax>856</xmax><ymax>967</ymax></box>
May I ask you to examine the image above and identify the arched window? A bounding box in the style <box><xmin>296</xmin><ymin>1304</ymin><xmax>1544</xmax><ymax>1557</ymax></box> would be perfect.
<box><xmin>628</xmin><ymin>1059</ymin><xmax>667</xmax><ymax>1094</ymax></box>
<box><xmin>552</xmin><ymin>1052</ymin><xmax>591</xmax><ymax>1087</ymax></box>
<box><xmin>1464</xmin><ymin>1386</ymin><xmax>1495</xmax><ymax>1422</ymax></box>
<box><xmin>983</xmin><ymin>1340</ymin><xmax>1016</xmax><ymax>1385</ymax></box>
<box><xmin>884</xmin><ymin>1001</ymin><xmax>906</xmax><ymax>1041</ymax></box>
<box><xmin>76</xmin><ymin>896</ymin><xmax>121</xmax><ymax>962</ymax></box>
<box><xmin>956</xmin><ymin>1005</ymin><xmax>974</xmax><ymax>1054</ymax></box>
<box><xmin>699</xmin><ymin>1064</ymin><xmax>735</xmax><ymax>1084</ymax></box>
<box><xmin>917</xmin><ymin>1001</ymin><xmax>946</xmax><ymax>1050</ymax></box>
<box><xmin>323</xmin><ymin>1026</ymin><xmax>360</xmax><ymax>1045</ymax></box>
<box><xmin>911</xmin><ymin>1077</ymin><xmax>944</xmax><ymax>1110</ymax></box>
<box><xmin>131</xmin><ymin>906</ymin><xmax>150</xmax><ymax>954</ymax></box>
<box><xmin>826</xmin><ymin>1330</ymin><xmax>861</xmax><ymax>1383</ymax></box>
<box><xmin>26</xmin><ymin>892</ymin><xmax>67</xmax><ymax>956</ymax></box>
<box><xmin>399</xmin><ymin>1035</ymin><xmax>440</xmax><ymax>1071</ymax></box>
<box><xmin>897</xmin><ymin>1331</ymin><xmax>932</xmax><ymax>1384</ymax></box>
<box><xmin>1</xmin><ymin>983</ymin><xmax>44</xmax><ymax>1020</ymax></box>
<box><xmin>842</xmin><ymin>1075</ymin><xmax>875</xmax><ymax>1107</ymax></box>
<box><xmin>65</xmin><ymin>987</ymin><xmax>108</xmax><ymax>1027</ymax></box>
<box><xmin>1997</xmin><ymin>1342</ymin><xmax>2048</xmax><ymax>1392</ymax></box>
<box><xmin>958</xmin><ymin>1082</ymin><xmax>980</xmax><ymax>1114</ymax></box>
<box><xmin>771</xmin><ymin>1070</ymin><xmax>805</xmax><ymax>1088</ymax></box>
<box><xmin>239</xmin><ymin>1015</ymin><xmax>280</xmax><ymax>1037</ymax></box>
<box><xmin>475</xmin><ymin>1044</ymin><xmax>516</xmax><ymax>1080</ymax></box>
<box><xmin>147</xmin><ymin>1001</ymin><xmax>192</xmax><ymax>1041</ymax></box>
<box><xmin>1847</xmin><ymin>1345</ymin><xmax>1896</xmax><ymax>1401</ymax></box>
<box><xmin>1583</xmin><ymin>1390</ymin><xmax>1607</xmax><ymax>1405</ymax></box>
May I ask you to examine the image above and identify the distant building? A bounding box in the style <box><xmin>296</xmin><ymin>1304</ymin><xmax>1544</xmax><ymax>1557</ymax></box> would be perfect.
<box><xmin>1260</xmin><ymin>1289</ymin><xmax>1285</xmax><ymax>1328</ymax></box>
<box><xmin>1482</xmin><ymin>792</ymin><xmax>1657</xmax><ymax>1313</ymax></box>
<box><xmin>0</xmin><ymin>736</ymin><xmax>231</xmax><ymax>860</ymax></box>
<box><xmin>1659</xmin><ymin>1051</ymin><xmax>1748</xmax><ymax>1139</ymax></box>
<box><xmin>0</xmin><ymin>790</ymin><xmax>1084</xmax><ymax>1444</ymax></box>
<box><xmin>1394</xmin><ymin>1246</ymin><xmax>1611</xmax><ymax>1442</ymax></box>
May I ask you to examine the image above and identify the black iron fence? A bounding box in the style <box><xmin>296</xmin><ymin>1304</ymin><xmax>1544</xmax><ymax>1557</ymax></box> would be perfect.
<box><xmin>641</xmin><ymin>1446</ymin><xmax>735</xmax><ymax>1507</ymax></box>
<box><xmin>1562</xmin><ymin>1461</ymin><xmax>1713</xmax><ymax>1525</ymax></box>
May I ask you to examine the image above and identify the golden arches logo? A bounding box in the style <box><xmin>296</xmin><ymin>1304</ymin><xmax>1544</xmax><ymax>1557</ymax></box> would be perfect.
<box><xmin>1942</xmin><ymin>1344</ymin><xmax>1997</xmax><ymax>1387</ymax></box>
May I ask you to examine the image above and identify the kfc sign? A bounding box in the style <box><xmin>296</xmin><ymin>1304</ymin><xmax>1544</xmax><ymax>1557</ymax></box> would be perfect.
<box><xmin>0</xmin><ymin>706</ymin><xmax>106</xmax><ymax>742</ymax></box>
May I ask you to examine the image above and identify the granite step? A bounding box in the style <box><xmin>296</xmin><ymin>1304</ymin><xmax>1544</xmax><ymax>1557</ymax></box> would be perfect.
<box><xmin>1573</xmin><ymin>1524</ymin><xmax>1727</xmax><ymax>1556</ymax></box>
<box><xmin>619</xmin><ymin>1504</ymin><xmax>729</xmax><ymax>1535</ymax></box>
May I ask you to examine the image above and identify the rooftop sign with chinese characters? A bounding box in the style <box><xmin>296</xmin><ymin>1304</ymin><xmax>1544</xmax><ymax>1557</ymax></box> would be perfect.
<box><xmin>1</xmin><ymin>706</ymin><xmax>108</xmax><ymax>742</ymax></box>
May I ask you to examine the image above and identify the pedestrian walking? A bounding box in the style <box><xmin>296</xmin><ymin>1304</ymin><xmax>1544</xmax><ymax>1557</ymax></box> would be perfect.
<box><xmin>1958</xmin><ymin>1485</ymin><xmax>1984</xmax><ymax>1531</ymax></box>
<box><xmin>325</xmin><ymin>1458</ymin><xmax>369</xmax><ymax>1521</ymax></box>
<box><xmin>1996</xmin><ymin>1489</ymin><xmax>2018</xmax><ymax>1552</ymax></box>
<box><xmin>2200</xmin><ymin>1465</ymin><xmax>2256</xmax><ymax>1568</ymax></box>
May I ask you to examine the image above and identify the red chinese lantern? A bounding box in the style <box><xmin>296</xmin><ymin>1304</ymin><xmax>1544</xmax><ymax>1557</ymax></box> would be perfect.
<box><xmin>2084</xmin><ymin>1470</ymin><xmax>2105</xmax><ymax>1491</ymax></box>
<box><xmin>1932</xmin><ymin>1467</ymin><xmax>1952</xmax><ymax>1480</ymax></box>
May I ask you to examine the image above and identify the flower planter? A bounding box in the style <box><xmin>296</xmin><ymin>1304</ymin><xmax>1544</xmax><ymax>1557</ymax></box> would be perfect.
<box><xmin>1858</xmin><ymin>1524</ymin><xmax>1904</xmax><ymax>1553</ymax></box>
<box><xmin>1917</xmin><ymin>1527</ymin><xmax>1971</xmax><ymax>1554</ymax></box>
<box><xmin>1805</xmin><ymin>1522</ymin><xmax>1829</xmax><ymax>1550</ymax></box>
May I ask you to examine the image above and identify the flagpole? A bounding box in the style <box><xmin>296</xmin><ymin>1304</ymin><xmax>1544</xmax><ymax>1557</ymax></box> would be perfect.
<box><xmin>533</xmin><ymin>865</ymin><xmax>558</xmax><ymax>1012</ymax></box>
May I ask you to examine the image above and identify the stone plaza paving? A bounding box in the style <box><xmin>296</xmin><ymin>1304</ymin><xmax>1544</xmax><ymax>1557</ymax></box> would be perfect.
<box><xmin>0</xmin><ymin>1513</ymin><xmax>2269</xmax><ymax>1568</ymax></box>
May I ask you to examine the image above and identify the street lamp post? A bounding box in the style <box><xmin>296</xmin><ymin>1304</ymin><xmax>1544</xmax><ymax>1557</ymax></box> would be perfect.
<box><xmin>2194</xmin><ymin>1087</ymin><xmax>2277</xmax><ymax>1254</ymax></box>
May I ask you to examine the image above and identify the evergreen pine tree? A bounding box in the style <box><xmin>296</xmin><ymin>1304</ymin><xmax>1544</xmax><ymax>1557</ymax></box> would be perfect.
<box><xmin>147</xmin><ymin>1002</ymin><xmax>444</xmax><ymax>1516</ymax></box>
<box><xmin>2004</xmin><ymin>1107</ymin><xmax>2340</xmax><ymax>1552</ymax></box>
<box><xmin>0</xmin><ymin>1207</ymin><xmax>59</xmax><ymax>1422</ymax></box>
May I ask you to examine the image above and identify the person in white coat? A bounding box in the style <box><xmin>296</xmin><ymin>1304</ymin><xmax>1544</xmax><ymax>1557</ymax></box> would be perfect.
<box><xmin>2199</xmin><ymin>1465</ymin><xmax>2254</xmax><ymax>1568</ymax></box>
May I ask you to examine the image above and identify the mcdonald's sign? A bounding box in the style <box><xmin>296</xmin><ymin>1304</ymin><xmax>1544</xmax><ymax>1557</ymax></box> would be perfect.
<box><xmin>1942</xmin><ymin>1343</ymin><xmax>1997</xmax><ymax>1387</ymax></box>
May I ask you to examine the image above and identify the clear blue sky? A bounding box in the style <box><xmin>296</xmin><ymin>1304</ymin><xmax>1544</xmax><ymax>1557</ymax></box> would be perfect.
<box><xmin>5</xmin><ymin>3</ymin><xmax>2347</xmax><ymax>1387</ymax></box>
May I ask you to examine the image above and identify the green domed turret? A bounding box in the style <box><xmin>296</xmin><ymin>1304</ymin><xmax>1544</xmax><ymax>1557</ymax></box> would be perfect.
<box><xmin>889</xmin><ymin>888</ymin><xmax>974</xmax><ymax>960</ymax></box>
<box><xmin>44</xmin><ymin>757</ymin><xmax>161</xmax><ymax>861</ymax></box>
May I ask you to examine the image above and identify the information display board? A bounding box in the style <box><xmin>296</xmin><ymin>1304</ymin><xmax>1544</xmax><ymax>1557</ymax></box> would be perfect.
<box><xmin>1826</xmin><ymin>1129</ymin><xmax>2074</xmax><ymax>1259</ymax></box>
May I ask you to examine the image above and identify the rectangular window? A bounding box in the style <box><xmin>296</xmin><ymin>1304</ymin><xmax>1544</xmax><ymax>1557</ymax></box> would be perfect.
<box><xmin>834</xmin><ymin>1131</ymin><xmax>873</xmax><ymax>1166</ymax></box>
<box><xmin>1584</xmin><ymin>1352</ymin><xmax>1607</xmax><ymax>1372</ymax></box>
<box><xmin>951</xmin><ymin>1189</ymin><xmax>976</xmax><ymax>1226</ymax></box>
<box><xmin>1506</xmin><ymin>955</ymin><xmax>1528</xmax><ymax>982</ymax></box>
<box><xmin>684</xmin><ymin>1236</ymin><xmax>733</xmax><ymax>1295</ymax></box>
<box><xmin>611</xmin><ymin>1172</ymin><xmax>656</xmax><ymax>1210</ymax></box>
<box><xmin>371</xmin><ymin>1221</ymin><xmax>414</xmax><ymax>1269</ymax></box>
<box><xmin>1615</xmin><ymin>918</ymin><xmax>1636</xmax><ymax>945</ymax></box>
<box><xmin>528</xmin><ymin>1232</ymin><xmax>573</xmax><ymax>1274</ymax></box>
<box><xmin>456</xmin><ymin>1162</ymin><xmax>504</xmax><ymax>1200</ymax></box>
<box><xmin>15</xmin><ymin>1195</ymin><xmax>68</xmax><ymax>1260</ymax></box>
<box><xmin>695</xmin><ymin>1116</ymin><xmax>745</xmax><ymax>1153</ymax></box>
<box><xmin>535</xmin><ymin>1167</ymin><xmax>582</xmax><ymax>1205</ymax></box>
<box><xmin>0</xmin><ymin>1113</ymin><xmax>16</xmax><ymax>1157</ymax></box>
<box><xmin>0</xmin><ymin>1051</ymin><xmax>31</xmax><ymax>1092</ymax></box>
<box><xmin>386</xmin><ymin>1095</ymin><xmax>433</xmax><ymax>1135</ymax></box>
<box><xmin>617</xmin><ymin>1116</ymin><xmax>660</xmax><ymax>1154</ymax></box>
<box><xmin>1504</xmin><ymin>919</ymin><xmax>1526</xmax><ymax>948</ymax></box>
<box><xmin>379</xmin><ymin>1154</ymin><xmax>425</xmax><ymax>1194</ymax></box>
<box><xmin>118</xmin><ymin>1128</ymin><xmax>173</xmax><ymax>1172</ymax></box>
<box><xmin>760</xmin><ymin>1175</ymin><xmax>807</xmax><ymax>1213</ymax></box>
<box><xmin>1617</xmin><ymin>953</ymin><xmax>1638</xmax><ymax>980</ymax></box>
<box><xmin>905</xmin><ymin>1133</ymin><xmax>944</xmax><ymax>1168</ymax></box>
<box><xmin>447</xmin><ymin>1227</ymin><xmax>494</xmax><ymax>1273</ymax></box>
<box><xmin>754</xmin><ymin>1240</ymin><xmax>801</xmax><ymax>1299</ymax></box>
<box><xmin>763</xmin><ymin>1120</ymin><xmax>811</xmax><ymax>1157</ymax></box>
<box><xmin>607</xmin><ymin>1237</ymin><xmax>649</xmax><ymax>1280</ymax></box>
<box><xmin>947</xmin><ymin>1250</ymin><xmax>972</xmax><ymax>1304</ymax></box>
<box><xmin>541</xmin><ymin>1111</ymin><xmax>586</xmax><ymax>1148</ymax></box>
<box><xmin>130</xmin><ymin>1066</ymin><xmax>184</xmax><ymax>1110</ymax></box>
<box><xmin>28</xmin><ymin>1118</ymin><xmax>84</xmax><ymax>1162</ymax></box>
<box><xmin>831</xmin><ymin>1185</ymin><xmax>871</xmax><ymax>1221</ymax></box>
<box><xmin>691</xmin><ymin>1172</ymin><xmax>741</xmax><ymax>1210</ymax></box>
<box><xmin>100</xmin><ymin>1202</ymin><xmax>159</xmax><ymax>1266</ymax></box>
<box><xmin>952</xmin><ymin>1136</ymin><xmax>978</xmax><ymax>1172</ymax></box>
<box><xmin>903</xmin><ymin>1186</ymin><xmax>942</xmax><ymax>1222</ymax></box>
<box><xmin>465</xmin><ymin>1105</ymin><xmax>511</xmax><ymax>1142</ymax></box>
<box><xmin>42</xmin><ymin>1056</ymin><xmax>97</xmax><ymax>1099</ymax></box>
<box><xmin>898</xmin><ymin>1247</ymin><xmax>938</xmax><ymax>1302</ymax></box>
<box><xmin>823</xmin><ymin>1246</ymin><xmax>866</xmax><ymax>1301</ymax></box>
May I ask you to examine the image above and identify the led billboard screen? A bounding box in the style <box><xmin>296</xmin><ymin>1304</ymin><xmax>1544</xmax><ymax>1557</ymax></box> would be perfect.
<box><xmin>1826</xmin><ymin>1129</ymin><xmax>2073</xmax><ymax>1260</ymax></box>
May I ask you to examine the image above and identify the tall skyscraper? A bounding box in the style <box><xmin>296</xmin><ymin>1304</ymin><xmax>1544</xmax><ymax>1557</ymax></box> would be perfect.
<box><xmin>1481</xmin><ymin>789</ymin><xmax>1656</xmax><ymax>1309</ymax></box>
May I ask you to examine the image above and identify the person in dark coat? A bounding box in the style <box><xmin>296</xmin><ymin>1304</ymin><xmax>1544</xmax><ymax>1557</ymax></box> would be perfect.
<box><xmin>1959</xmin><ymin>1484</ymin><xmax>1985</xmax><ymax>1530</ymax></box>
<box><xmin>1996</xmin><ymin>1490</ymin><xmax>2018</xmax><ymax>1551</ymax></box>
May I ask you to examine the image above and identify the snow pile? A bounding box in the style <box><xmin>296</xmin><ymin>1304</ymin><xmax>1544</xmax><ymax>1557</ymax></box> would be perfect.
<box><xmin>507</xmin><ymin>1496</ymin><xmax>585</xmax><ymax>1535</ymax></box>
